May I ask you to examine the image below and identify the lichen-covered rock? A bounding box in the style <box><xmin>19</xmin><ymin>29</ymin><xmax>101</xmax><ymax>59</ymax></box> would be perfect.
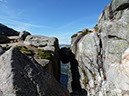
<box><xmin>24</xmin><ymin>35</ymin><xmax>57</xmax><ymax>48</ymax></box>
<box><xmin>24</xmin><ymin>35</ymin><xmax>60</xmax><ymax>81</ymax></box>
<box><xmin>98</xmin><ymin>0</ymin><xmax>129</xmax><ymax>23</ymax></box>
<box><xmin>70</xmin><ymin>0</ymin><xmax>129</xmax><ymax>95</ymax></box>
<box><xmin>0</xmin><ymin>47</ymin><xmax>70</xmax><ymax>96</ymax></box>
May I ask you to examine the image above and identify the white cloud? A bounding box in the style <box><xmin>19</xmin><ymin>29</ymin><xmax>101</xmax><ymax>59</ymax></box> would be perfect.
<box><xmin>0</xmin><ymin>0</ymin><xmax>8</xmax><ymax>3</ymax></box>
<box><xmin>0</xmin><ymin>2</ymin><xmax>49</xmax><ymax>32</ymax></box>
<box><xmin>0</xmin><ymin>16</ymin><xmax>48</xmax><ymax>32</ymax></box>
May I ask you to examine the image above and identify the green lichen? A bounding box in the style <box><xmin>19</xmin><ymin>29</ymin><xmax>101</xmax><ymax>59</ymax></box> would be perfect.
<box><xmin>37</xmin><ymin>49</ymin><xmax>53</xmax><ymax>59</ymax></box>
<box><xmin>16</xmin><ymin>45</ymin><xmax>34</xmax><ymax>56</ymax></box>
<box><xmin>81</xmin><ymin>31</ymin><xmax>88</xmax><ymax>36</ymax></box>
<box><xmin>71</xmin><ymin>30</ymin><xmax>89</xmax><ymax>38</ymax></box>
<box><xmin>81</xmin><ymin>68</ymin><xmax>89</xmax><ymax>84</ymax></box>
<box><xmin>109</xmin><ymin>41</ymin><xmax>128</xmax><ymax>54</ymax></box>
<box><xmin>95</xmin><ymin>27</ymin><xmax>99</xmax><ymax>32</ymax></box>
<box><xmin>94</xmin><ymin>24</ymin><xmax>99</xmax><ymax>32</ymax></box>
<box><xmin>83</xmin><ymin>76</ymin><xmax>89</xmax><ymax>83</ymax></box>
<box><xmin>71</xmin><ymin>34</ymin><xmax>77</xmax><ymax>38</ymax></box>
<box><xmin>81</xmin><ymin>68</ymin><xmax>86</xmax><ymax>76</ymax></box>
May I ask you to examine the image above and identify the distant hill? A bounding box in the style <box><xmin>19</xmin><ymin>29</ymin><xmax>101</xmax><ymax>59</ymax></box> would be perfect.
<box><xmin>59</xmin><ymin>44</ymin><xmax>70</xmax><ymax>48</ymax></box>
<box><xmin>0</xmin><ymin>23</ymin><xmax>19</xmax><ymax>36</ymax></box>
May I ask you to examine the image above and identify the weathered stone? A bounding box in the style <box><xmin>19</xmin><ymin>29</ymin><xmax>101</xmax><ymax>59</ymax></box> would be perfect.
<box><xmin>98</xmin><ymin>0</ymin><xmax>129</xmax><ymax>23</ymax></box>
<box><xmin>70</xmin><ymin>0</ymin><xmax>129</xmax><ymax>95</ymax></box>
<box><xmin>24</xmin><ymin>35</ymin><xmax>57</xmax><ymax>47</ymax></box>
<box><xmin>0</xmin><ymin>47</ymin><xmax>70</xmax><ymax>96</ymax></box>
<box><xmin>0</xmin><ymin>46</ymin><xmax>4</xmax><ymax>55</ymax></box>
<box><xmin>19</xmin><ymin>31</ymin><xmax>31</xmax><ymax>40</ymax></box>
<box><xmin>36</xmin><ymin>59</ymin><xmax>53</xmax><ymax>75</ymax></box>
<box><xmin>24</xmin><ymin>35</ymin><xmax>60</xmax><ymax>81</ymax></box>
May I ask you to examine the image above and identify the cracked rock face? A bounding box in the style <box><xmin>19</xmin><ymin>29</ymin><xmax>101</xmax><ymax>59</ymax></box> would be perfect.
<box><xmin>0</xmin><ymin>47</ymin><xmax>70</xmax><ymax>96</ymax></box>
<box><xmin>70</xmin><ymin>0</ymin><xmax>129</xmax><ymax>95</ymax></box>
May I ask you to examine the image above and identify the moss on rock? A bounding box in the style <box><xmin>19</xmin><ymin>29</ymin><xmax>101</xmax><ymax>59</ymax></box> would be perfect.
<box><xmin>37</xmin><ymin>49</ymin><xmax>53</xmax><ymax>59</ymax></box>
<box><xmin>16</xmin><ymin>45</ymin><xmax>34</xmax><ymax>56</ymax></box>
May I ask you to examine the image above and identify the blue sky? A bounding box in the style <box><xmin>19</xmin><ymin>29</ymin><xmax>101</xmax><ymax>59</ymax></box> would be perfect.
<box><xmin>0</xmin><ymin>0</ymin><xmax>112</xmax><ymax>44</ymax></box>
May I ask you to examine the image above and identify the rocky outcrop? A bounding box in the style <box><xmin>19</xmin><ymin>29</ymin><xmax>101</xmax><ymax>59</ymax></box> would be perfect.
<box><xmin>19</xmin><ymin>31</ymin><xmax>31</xmax><ymax>40</ymax></box>
<box><xmin>0</xmin><ymin>23</ymin><xmax>19</xmax><ymax>36</ymax></box>
<box><xmin>0</xmin><ymin>47</ymin><xmax>70</xmax><ymax>96</ymax></box>
<box><xmin>70</xmin><ymin>0</ymin><xmax>129</xmax><ymax>95</ymax></box>
<box><xmin>24</xmin><ymin>35</ymin><xmax>60</xmax><ymax>81</ymax></box>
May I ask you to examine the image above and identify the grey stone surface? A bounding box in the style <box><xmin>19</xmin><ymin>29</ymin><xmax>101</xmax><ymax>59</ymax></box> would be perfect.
<box><xmin>24</xmin><ymin>35</ymin><xmax>60</xmax><ymax>81</ymax></box>
<box><xmin>0</xmin><ymin>46</ymin><xmax>4</xmax><ymax>55</ymax></box>
<box><xmin>98</xmin><ymin>0</ymin><xmax>129</xmax><ymax>23</ymax></box>
<box><xmin>24</xmin><ymin>35</ymin><xmax>57</xmax><ymax>48</ymax></box>
<box><xmin>0</xmin><ymin>47</ymin><xmax>70</xmax><ymax>96</ymax></box>
<box><xmin>19</xmin><ymin>31</ymin><xmax>31</xmax><ymax>40</ymax></box>
<box><xmin>70</xmin><ymin>0</ymin><xmax>129</xmax><ymax>95</ymax></box>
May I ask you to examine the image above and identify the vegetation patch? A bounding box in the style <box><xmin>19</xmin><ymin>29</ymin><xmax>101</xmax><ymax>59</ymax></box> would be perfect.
<box><xmin>94</xmin><ymin>24</ymin><xmax>99</xmax><ymax>32</ymax></box>
<box><xmin>81</xmin><ymin>68</ymin><xmax>89</xmax><ymax>85</ymax></box>
<box><xmin>95</xmin><ymin>26</ymin><xmax>99</xmax><ymax>32</ymax></box>
<box><xmin>71</xmin><ymin>34</ymin><xmax>77</xmax><ymax>38</ymax></box>
<box><xmin>37</xmin><ymin>49</ymin><xmax>53</xmax><ymax>59</ymax></box>
<box><xmin>16</xmin><ymin>45</ymin><xmax>34</xmax><ymax>56</ymax></box>
<box><xmin>71</xmin><ymin>29</ymin><xmax>90</xmax><ymax>38</ymax></box>
<box><xmin>81</xmin><ymin>31</ymin><xmax>88</xmax><ymax>36</ymax></box>
<box><xmin>83</xmin><ymin>76</ymin><xmax>89</xmax><ymax>83</ymax></box>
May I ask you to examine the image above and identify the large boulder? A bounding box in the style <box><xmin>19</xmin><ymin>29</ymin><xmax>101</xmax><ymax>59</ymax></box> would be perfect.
<box><xmin>24</xmin><ymin>35</ymin><xmax>60</xmax><ymax>81</ymax></box>
<box><xmin>98</xmin><ymin>0</ymin><xmax>129</xmax><ymax>23</ymax></box>
<box><xmin>19</xmin><ymin>31</ymin><xmax>31</xmax><ymax>40</ymax></box>
<box><xmin>70</xmin><ymin>32</ymin><xmax>101</xmax><ymax>96</ymax></box>
<box><xmin>24</xmin><ymin>35</ymin><xmax>57</xmax><ymax>48</ymax></box>
<box><xmin>70</xmin><ymin>0</ymin><xmax>129</xmax><ymax>95</ymax></box>
<box><xmin>0</xmin><ymin>47</ymin><xmax>70</xmax><ymax>96</ymax></box>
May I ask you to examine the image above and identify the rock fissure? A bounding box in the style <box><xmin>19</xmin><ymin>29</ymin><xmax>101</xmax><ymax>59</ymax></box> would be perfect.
<box><xmin>116</xmin><ymin>3</ymin><xmax>129</xmax><ymax>11</ymax></box>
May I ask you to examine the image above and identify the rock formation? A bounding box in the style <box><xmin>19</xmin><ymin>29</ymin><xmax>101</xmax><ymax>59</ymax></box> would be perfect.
<box><xmin>24</xmin><ymin>35</ymin><xmax>60</xmax><ymax>81</ymax></box>
<box><xmin>19</xmin><ymin>31</ymin><xmax>31</xmax><ymax>40</ymax></box>
<box><xmin>70</xmin><ymin>0</ymin><xmax>129</xmax><ymax>96</ymax></box>
<box><xmin>0</xmin><ymin>47</ymin><xmax>70</xmax><ymax>96</ymax></box>
<box><xmin>0</xmin><ymin>26</ymin><xmax>60</xmax><ymax>82</ymax></box>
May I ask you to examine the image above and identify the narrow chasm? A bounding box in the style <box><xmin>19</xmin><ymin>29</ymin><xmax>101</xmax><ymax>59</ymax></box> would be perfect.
<box><xmin>60</xmin><ymin>47</ymin><xmax>87</xmax><ymax>96</ymax></box>
<box><xmin>60</xmin><ymin>47</ymin><xmax>70</xmax><ymax>88</ymax></box>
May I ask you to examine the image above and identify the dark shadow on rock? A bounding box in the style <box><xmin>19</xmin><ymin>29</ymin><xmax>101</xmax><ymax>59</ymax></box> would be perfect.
<box><xmin>60</xmin><ymin>47</ymin><xmax>87</xmax><ymax>96</ymax></box>
<box><xmin>70</xmin><ymin>52</ymin><xmax>87</xmax><ymax>96</ymax></box>
<box><xmin>60</xmin><ymin>47</ymin><xmax>71</xmax><ymax>64</ymax></box>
